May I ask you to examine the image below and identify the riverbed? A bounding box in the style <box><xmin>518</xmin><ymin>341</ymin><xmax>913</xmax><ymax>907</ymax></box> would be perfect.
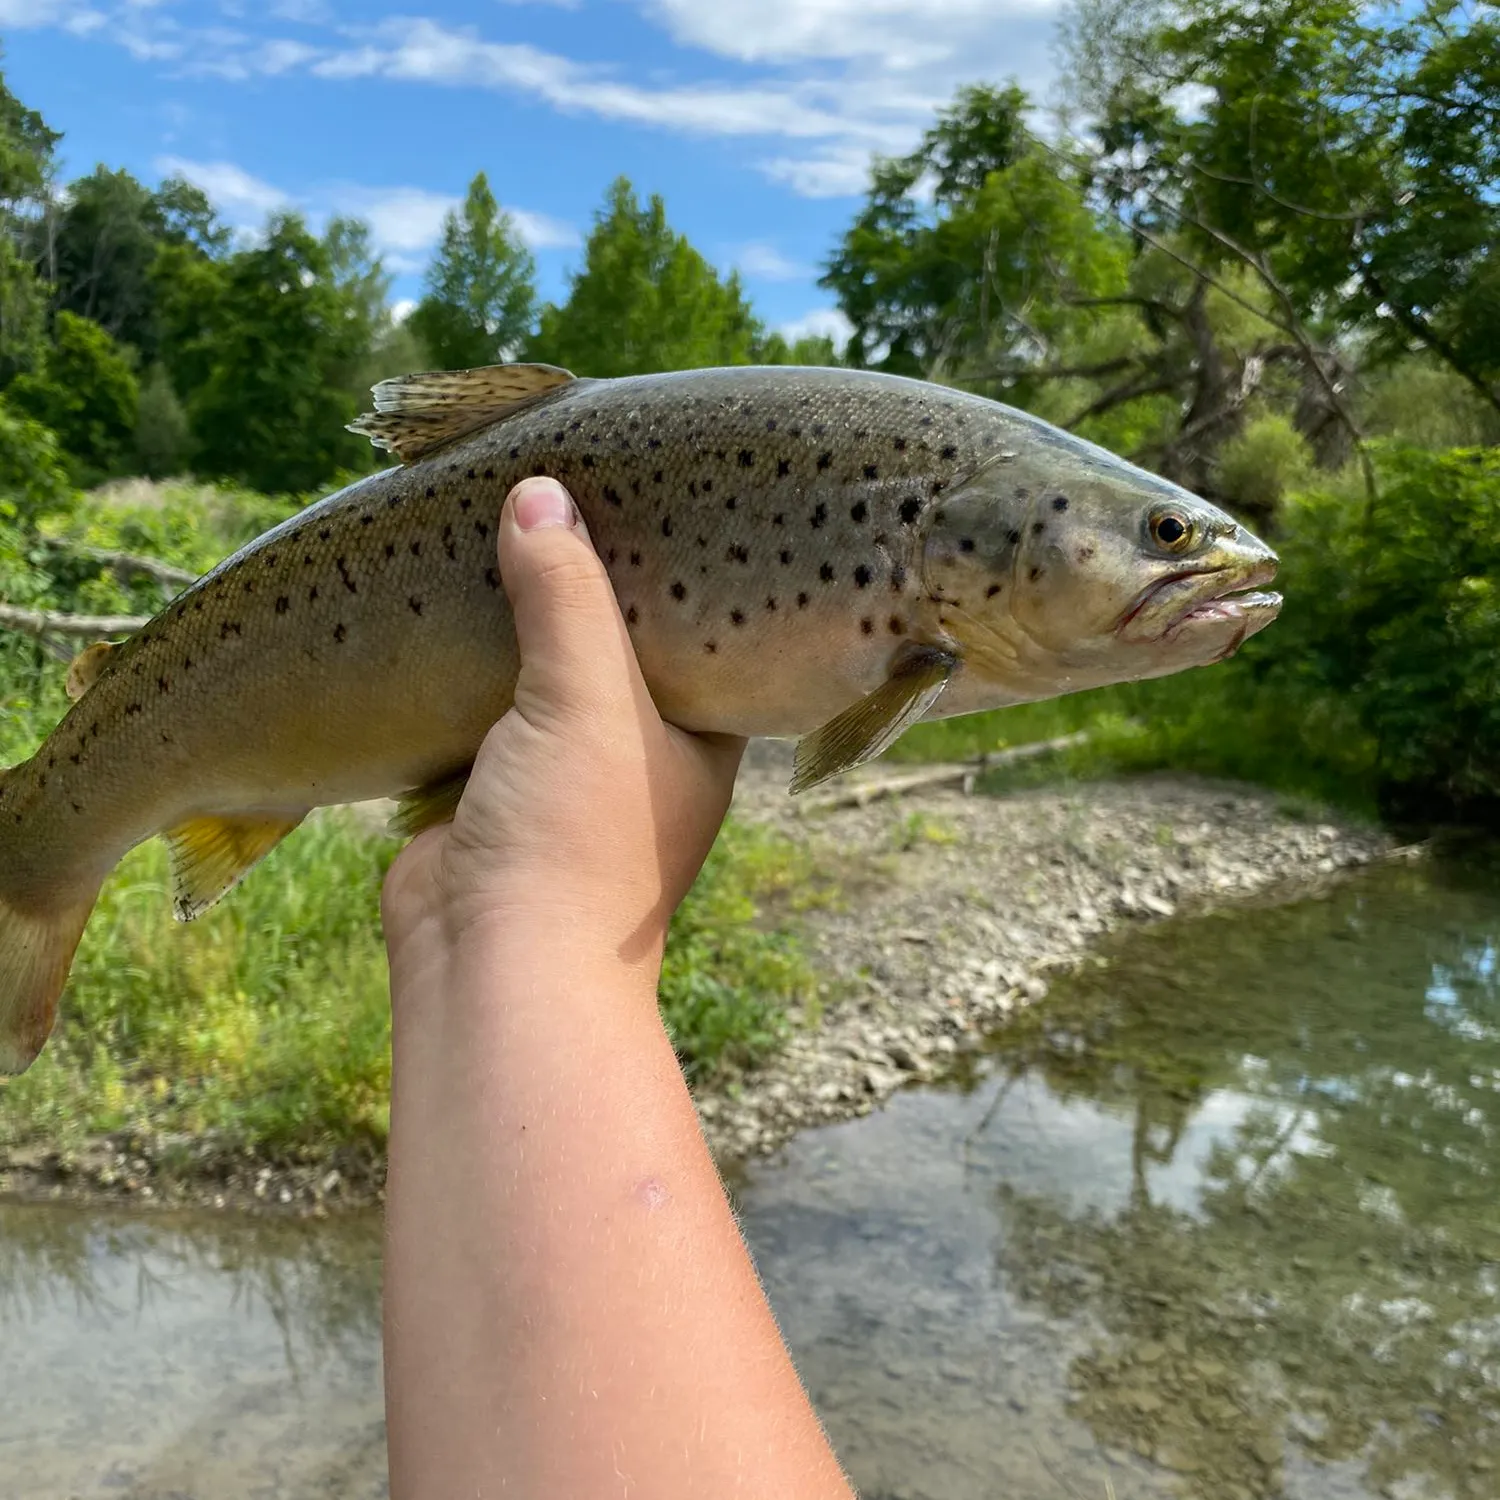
<box><xmin>4</xmin><ymin>851</ymin><xmax>1496</xmax><ymax>1499</ymax></box>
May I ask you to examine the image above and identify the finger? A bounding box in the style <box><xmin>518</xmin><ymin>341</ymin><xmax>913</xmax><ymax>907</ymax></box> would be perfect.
<box><xmin>498</xmin><ymin>477</ymin><xmax>644</xmax><ymax>721</ymax></box>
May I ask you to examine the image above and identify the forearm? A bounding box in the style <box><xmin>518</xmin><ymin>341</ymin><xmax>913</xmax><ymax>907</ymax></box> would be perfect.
<box><xmin>383</xmin><ymin>916</ymin><xmax>854</xmax><ymax>1500</ymax></box>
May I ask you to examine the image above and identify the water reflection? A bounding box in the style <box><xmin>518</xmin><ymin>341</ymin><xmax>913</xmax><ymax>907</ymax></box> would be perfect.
<box><xmin>0</xmin><ymin>1205</ymin><xmax>386</xmax><ymax>1499</ymax></box>
<box><xmin>3</xmin><ymin>857</ymin><xmax>1499</xmax><ymax>1500</ymax></box>
<box><xmin>985</xmin><ymin>857</ymin><xmax>1500</xmax><ymax>1500</ymax></box>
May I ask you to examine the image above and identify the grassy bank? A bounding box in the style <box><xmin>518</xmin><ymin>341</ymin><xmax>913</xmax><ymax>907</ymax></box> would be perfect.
<box><xmin>0</xmin><ymin>812</ymin><xmax>832</xmax><ymax>1161</ymax></box>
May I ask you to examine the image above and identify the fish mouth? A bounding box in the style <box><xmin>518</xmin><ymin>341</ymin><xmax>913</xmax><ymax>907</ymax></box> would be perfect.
<box><xmin>1118</xmin><ymin>560</ymin><xmax>1282</xmax><ymax>645</ymax></box>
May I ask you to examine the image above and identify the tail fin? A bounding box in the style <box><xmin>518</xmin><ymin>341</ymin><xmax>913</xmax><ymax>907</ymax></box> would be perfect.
<box><xmin>0</xmin><ymin>890</ymin><xmax>96</xmax><ymax>1076</ymax></box>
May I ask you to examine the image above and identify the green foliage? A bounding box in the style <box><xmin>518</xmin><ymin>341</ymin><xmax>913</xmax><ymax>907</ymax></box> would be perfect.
<box><xmin>755</xmin><ymin>331</ymin><xmax>843</xmax><ymax>367</ymax></box>
<box><xmin>1214</xmin><ymin>412</ymin><xmax>1313</xmax><ymax>519</ymax></box>
<box><xmin>1068</xmin><ymin>0</ymin><xmax>1500</xmax><ymax>412</ymax></box>
<box><xmin>133</xmin><ymin>363</ymin><xmax>191</xmax><ymax>478</ymax></box>
<box><xmin>407</xmin><ymin>172</ymin><xmax>537</xmax><ymax>370</ymax></box>
<box><xmin>156</xmin><ymin>213</ymin><xmax>378</xmax><ymax>493</ymax></box>
<box><xmin>0</xmin><ymin>394</ymin><xmax>69</xmax><ymax>527</ymax></box>
<box><xmin>823</xmin><ymin>85</ymin><xmax>1130</xmax><ymax>389</ymax></box>
<box><xmin>529</xmin><ymin>177</ymin><xmax>761</xmax><ymax>376</ymax></box>
<box><xmin>0</xmin><ymin>51</ymin><xmax>57</xmax><ymax>205</ymax></box>
<box><xmin>6</xmin><ymin>311</ymin><xmax>139</xmax><ymax>484</ymax></box>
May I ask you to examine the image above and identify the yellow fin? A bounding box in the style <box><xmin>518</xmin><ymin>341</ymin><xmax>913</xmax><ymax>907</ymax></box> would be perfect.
<box><xmin>0</xmin><ymin>887</ymin><xmax>97</xmax><ymax>1075</ymax></box>
<box><xmin>390</xmin><ymin>769</ymin><xmax>471</xmax><ymax>840</ymax></box>
<box><xmin>162</xmin><ymin>812</ymin><xmax>307</xmax><ymax>921</ymax></box>
<box><xmin>348</xmin><ymin>363</ymin><xmax>577</xmax><ymax>464</ymax></box>
<box><xmin>65</xmin><ymin>640</ymin><xmax>119</xmax><ymax>701</ymax></box>
<box><xmin>791</xmin><ymin>646</ymin><xmax>958</xmax><ymax>795</ymax></box>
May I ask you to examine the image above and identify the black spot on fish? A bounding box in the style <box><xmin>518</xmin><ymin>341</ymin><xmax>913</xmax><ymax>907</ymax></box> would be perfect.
<box><xmin>777</xmin><ymin>458</ymin><xmax>791</xmax><ymax>477</ymax></box>
<box><xmin>460</xmin><ymin>497</ymin><xmax>472</xmax><ymax>511</ymax></box>
<box><xmin>1052</xmin><ymin>495</ymin><xmax>1069</xmax><ymax>511</ymax></box>
<box><xmin>582</xmin><ymin>454</ymin><xmax>596</xmax><ymax>470</ymax></box>
<box><xmin>940</xmin><ymin>445</ymin><xmax>958</xmax><ymax>461</ymax></box>
<box><xmin>812</xmin><ymin>423</ymin><xmax>827</xmax><ymax>437</ymax></box>
<box><xmin>863</xmin><ymin>463</ymin><xmax>879</xmax><ymax>480</ymax></box>
<box><xmin>688</xmin><ymin>480</ymin><xmax>698</xmax><ymax>498</ymax></box>
<box><xmin>1032</xmin><ymin>521</ymin><xmax>1046</xmax><ymax>536</ymax></box>
<box><xmin>727</xmin><ymin>544</ymin><xmax>749</xmax><ymax>565</ymax></box>
<box><xmin>183</xmin><ymin>658</ymin><xmax>192</xmax><ymax>671</ymax></box>
<box><xmin>309</xmin><ymin>585</ymin><xmax>320</xmax><ymax>603</ymax></box>
<box><xmin>986</xmin><ymin>583</ymin><xmax>1002</xmax><ymax>598</ymax></box>
<box><xmin>1029</xmin><ymin>566</ymin><xmax>1043</xmax><ymax>581</ymax></box>
<box><xmin>889</xmin><ymin>616</ymin><xmax>905</xmax><ymax>634</ymax></box>
<box><xmin>773</xmin><ymin>512</ymin><xmax>785</xmax><ymax>526</ymax></box>
<box><xmin>797</xmin><ymin>592</ymin><xmax>809</xmax><ymax>608</ymax></box>
<box><xmin>276</xmin><ymin>596</ymin><xmax>290</xmax><ymax>613</ymax></box>
<box><xmin>607</xmin><ymin>548</ymin><xmax>618</xmax><ymax>565</ymax></box>
<box><xmin>627</xmin><ymin>605</ymin><xmax>639</xmax><ymax>625</ymax></box>
<box><xmin>1077</xmin><ymin>544</ymin><xmax>1095</xmax><ymax>561</ymax></box>
<box><xmin>1007</xmin><ymin>529</ymin><xmax>1022</xmax><ymax>545</ymax></box>
<box><xmin>959</xmin><ymin>538</ymin><xmax>976</xmax><ymax>554</ymax></box>
<box><xmin>930</xmin><ymin>479</ymin><xmax>946</xmax><ymax>497</ymax></box>
<box><xmin>125</xmin><ymin>703</ymin><xmax>141</xmax><ymax>716</ymax></box>
<box><xmin>409</xmin><ymin>597</ymin><xmax>423</xmax><ymax>615</ymax></box>
<box><xmin>475</xmin><ymin>520</ymin><xmax>490</xmax><ymax>539</ymax></box>
<box><xmin>850</xmin><ymin>501</ymin><xmax>868</xmax><ymax>523</ymax></box>
<box><xmin>361</xmin><ymin>514</ymin><xmax>373</xmax><ymax>527</ymax></box>
<box><xmin>765</xmin><ymin>418</ymin><xmax>778</xmax><ymax>432</ymax></box>
<box><xmin>243</xmin><ymin>579</ymin><xmax>255</xmax><ymax>594</ymax></box>
<box><xmin>816</xmin><ymin>451</ymin><xmax>833</xmax><ymax>471</ymax></box>
<box><xmin>738</xmin><ymin>449</ymin><xmax>754</xmax><ymax>468</ymax></box>
<box><xmin>704</xmin><ymin>640</ymin><xmax>717</xmax><ymax>654</ymax></box>
<box><xmin>485</xmin><ymin>567</ymin><xmax>499</xmax><ymax>589</ymax></box>
<box><xmin>854</xmin><ymin>565</ymin><xmax>873</xmax><ymax>588</ymax></box>
<box><xmin>319</xmin><ymin>527</ymin><xmax>331</xmax><ymax>541</ymax></box>
<box><xmin>920</xmin><ymin>414</ymin><xmax>934</xmax><ymax>426</ymax></box>
<box><xmin>810</xmin><ymin>502</ymin><xmax>828</xmax><ymax>528</ymax></box>
<box><xmin>702</xmin><ymin>478</ymin><xmax>714</xmax><ymax>494</ymax></box>
<box><xmin>509</xmin><ymin>446</ymin><xmax>520</xmax><ymax>460</ymax></box>
<box><xmin>267</xmin><ymin>553</ymin><xmax>279</xmax><ymax>567</ymax></box>
<box><xmin>725</xmin><ymin>496</ymin><xmax>737</xmax><ymax>511</ymax></box>
<box><xmin>605</xmin><ymin>486</ymin><xmax>622</xmax><ymax>507</ymax></box>
<box><xmin>484</xmin><ymin>467</ymin><xmax>495</xmax><ymax>480</ymax></box>
<box><xmin>648</xmin><ymin>436</ymin><xmax>663</xmax><ymax>450</ymax></box>
<box><xmin>426</xmin><ymin>486</ymin><xmax>436</xmax><ymax>499</ymax></box>
<box><xmin>860</xmin><ymin>618</ymin><xmax>874</xmax><ymax>635</ymax></box>
<box><xmin>630</xmin><ymin>551</ymin><xmax>642</xmax><ymax>567</ymax></box>
<box><xmin>819</xmin><ymin>562</ymin><xmax>835</xmax><ymax>582</ymax></box>
<box><xmin>337</xmin><ymin>557</ymin><xmax>357</xmax><ymax>592</ymax></box>
<box><xmin>410</xmin><ymin>540</ymin><xmax>422</xmax><ymax>556</ymax></box>
<box><xmin>220</xmin><ymin>621</ymin><xmax>240</xmax><ymax>640</ymax></box>
<box><xmin>894</xmin><ymin>436</ymin><xmax>908</xmax><ymax>452</ymax></box>
<box><xmin>334</xmin><ymin>623</ymin><xmax>347</xmax><ymax>642</ymax></box>
<box><xmin>730</xmin><ymin>609</ymin><xmax>745</xmax><ymax>626</ymax></box>
<box><xmin>766</xmin><ymin>596</ymin><xmax>777</xmax><ymax>611</ymax></box>
<box><xmin>779</xmin><ymin>549</ymin><xmax>792</xmax><ymax>566</ymax></box>
<box><xmin>662</xmin><ymin>515</ymin><xmax>673</xmax><ymax>537</ymax></box>
<box><xmin>670</xmin><ymin>581</ymin><xmax>686</xmax><ymax>601</ymax></box>
<box><xmin>554</xmin><ymin>430</ymin><xmax>565</xmax><ymax>444</ymax></box>
<box><xmin>653</xmin><ymin>468</ymin><xmax>663</xmax><ymax>484</ymax></box>
<box><xmin>891</xmin><ymin>562</ymin><xmax>907</xmax><ymax>590</ymax></box>
<box><xmin>899</xmin><ymin>498</ymin><xmax>921</xmax><ymax>525</ymax></box>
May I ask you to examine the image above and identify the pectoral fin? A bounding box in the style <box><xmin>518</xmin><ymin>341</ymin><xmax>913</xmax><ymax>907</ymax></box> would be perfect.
<box><xmin>65</xmin><ymin>640</ymin><xmax>119</xmax><ymax>701</ymax></box>
<box><xmin>348</xmin><ymin>363</ymin><xmax>577</xmax><ymax>463</ymax></box>
<box><xmin>390</xmin><ymin>768</ymin><xmax>471</xmax><ymax>839</ymax></box>
<box><xmin>791</xmin><ymin>646</ymin><xmax>958</xmax><ymax>794</ymax></box>
<box><xmin>162</xmin><ymin>812</ymin><xmax>307</xmax><ymax>921</ymax></box>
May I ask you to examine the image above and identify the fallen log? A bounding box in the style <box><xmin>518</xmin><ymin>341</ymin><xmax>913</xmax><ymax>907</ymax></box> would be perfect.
<box><xmin>41</xmin><ymin>540</ymin><xmax>198</xmax><ymax>590</ymax></box>
<box><xmin>795</xmin><ymin>730</ymin><xmax>1092</xmax><ymax>812</ymax></box>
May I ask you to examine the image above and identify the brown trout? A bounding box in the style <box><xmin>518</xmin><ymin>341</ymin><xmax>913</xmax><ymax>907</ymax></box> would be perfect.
<box><xmin>0</xmin><ymin>363</ymin><xmax>1280</xmax><ymax>1072</ymax></box>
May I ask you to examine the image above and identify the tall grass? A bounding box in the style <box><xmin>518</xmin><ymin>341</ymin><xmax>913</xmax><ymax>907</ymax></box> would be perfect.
<box><xmin>0</xmin><ymin>812</ymin><xmax>826</xmax><ymax>1157</ymax></box>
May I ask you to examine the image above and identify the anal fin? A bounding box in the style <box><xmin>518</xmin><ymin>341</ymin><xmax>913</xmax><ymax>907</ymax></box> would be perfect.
<box><xmin>163</xmin><ymin>812</ymin><xmax>307</xmax><ymax>921</ymax></box>
<box><xmin>390</xmin><ymin>768</ymin><xmax>471</xmax><ymax>839</ymax></box>
<box><xmin>791</xmin><ymin>645</ymin><xmax>958</xmax><ymax>794</ymax></box>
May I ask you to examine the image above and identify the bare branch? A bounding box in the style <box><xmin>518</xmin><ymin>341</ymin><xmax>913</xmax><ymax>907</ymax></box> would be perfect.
<box><xmin>41</xmin><ymin>540</ymin><xmax>199</xmax><ymax>590</ymax></box>
<box><xmin>1064</xmin><ymin>373</ymin><xmax>1180</xmax><ymax>431</ymax></box>
<box><xmin>0</xmin><ymin>603</ymin><xmax>148</xmax><ymax>639</ymax></box>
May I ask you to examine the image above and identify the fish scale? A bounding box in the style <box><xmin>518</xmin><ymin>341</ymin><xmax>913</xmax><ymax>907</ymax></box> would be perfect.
<box><xmin>0</xmin><ymin>362</ymin><xmax>1282</xmax><ymax>1073</ymax></box>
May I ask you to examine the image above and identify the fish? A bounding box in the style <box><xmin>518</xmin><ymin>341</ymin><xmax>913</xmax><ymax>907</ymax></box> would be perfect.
<box><xmin>0</xmin><ymin>362</ymin><xmax>1281</xmax><ymax>1073</ymax></box>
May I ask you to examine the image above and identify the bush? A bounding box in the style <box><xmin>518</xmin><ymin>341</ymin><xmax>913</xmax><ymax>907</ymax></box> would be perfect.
<box><xmin>1215</xmin><ymin>412</ymin><xmax>1313</xmax><ymax>520</ymax></box>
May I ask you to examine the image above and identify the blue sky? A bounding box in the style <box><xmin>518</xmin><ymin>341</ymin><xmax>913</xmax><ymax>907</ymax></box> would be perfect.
<box><xmin>3</xmin><ymin>0</ymin><xmax>1068</xmax><ymax>343</ymax></box>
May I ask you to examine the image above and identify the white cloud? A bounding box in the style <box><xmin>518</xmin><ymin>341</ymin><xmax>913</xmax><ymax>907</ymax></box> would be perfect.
<box><xmin>329</xmin><ymin>185</ymin><xmax>458</xmax><ymax>252</ymax></box>
<box><xmin>760</xmin><ymin>146</ymin><xmax>875</xmax><ymax>199</ymax></box>
<box><xmin>730</xmin><ymin>242</ymin><xmax>811</xmax><ymax>281</ymax></box>
<box><xmin>156</xmin><ymin>155</ymin><xmax>290</xmax><ymax>224</ymax></box>
<box><xmin>645</xmin><ymin>0</ymin><xmax>1062</xmax><ymax>66</ymax></box>
<box><xmin>508</xmin><ymin>208</ymin><xmax>579</xmax><ymax>250</ymax></box>
<box><xmin>391</xmin><ymin>298</ymin><xmax>417</xmax><ymax>323</ymax></box>
<box><xmin>777</xmin><ymin>307</ymin><xmax>852</xmax><ymax>349</ymax></box>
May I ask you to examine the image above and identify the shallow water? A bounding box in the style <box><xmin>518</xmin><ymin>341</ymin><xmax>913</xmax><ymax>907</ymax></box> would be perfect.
<box><xmin>4</xmin><ymin>854</ymin><xmax>1500</xmax><ymax>1499</ymax></box>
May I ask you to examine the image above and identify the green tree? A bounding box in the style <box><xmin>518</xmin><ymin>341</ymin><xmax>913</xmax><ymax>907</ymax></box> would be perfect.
<box><xmin>0</xmin><ymin>55</ymin><xmax>57</xmax><ymax>387</ymax></box>
<box><xmin>0</xmin><ymin>394</ymin><xmax>69</xmax><ymax>524</ymax></box>
<box><xmin>529</xmin><ymin>177</ymin><xmax>760</xmax><ymax>377</ymax></box>
<box><xmin>7</xmin><ymin>310</ymin><xmax>139</xmax><ymax>483</ymax></box>
<box><xmin>160</xmin><ymin>212</ymin><xmax>376</xmax><ymax>492</ymax></box>
<box><xmin>134</xmin><ymin>363</ymin><xmax>190</xmax><ymax>477</ymax></box>
<box><xmin>1063</xmin><ymin>0</ymin><xmax>1500</xmax><ymax>416</ymax></box>
<box><xmin>408</xmin><ymin>173</ymin><xmax>536</xmax><ymax>370</ymax></box>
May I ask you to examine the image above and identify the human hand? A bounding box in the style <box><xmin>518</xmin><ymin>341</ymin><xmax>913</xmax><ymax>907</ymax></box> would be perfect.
<box><xmin>381</xmin><ymin>475</ymin><xmax>746</xmax><ymax>978</ymax></box>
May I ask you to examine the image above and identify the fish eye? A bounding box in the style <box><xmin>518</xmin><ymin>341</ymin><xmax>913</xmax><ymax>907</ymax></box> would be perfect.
<box><xmin>1149</xmin><ymin>510</ymin><xmax>1197</xmax><ymax>554</ymax></box>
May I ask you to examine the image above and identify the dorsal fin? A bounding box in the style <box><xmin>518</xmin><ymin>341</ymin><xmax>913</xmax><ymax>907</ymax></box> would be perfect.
<box><xmin>65</xmin><ymin>640</ymin><xmax>119</xmax><ymax>702</ymax></box>
<box><xmin>347</xmin><ymin>363</ymin><xmax>577</xmax><ymax>464</ymax></box>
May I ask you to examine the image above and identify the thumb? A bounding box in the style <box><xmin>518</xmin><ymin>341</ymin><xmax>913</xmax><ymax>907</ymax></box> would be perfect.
<box><xmin>498</xmin><ymin>476</ymin><xmax>642</xmax><ymax>724</ymax></box>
